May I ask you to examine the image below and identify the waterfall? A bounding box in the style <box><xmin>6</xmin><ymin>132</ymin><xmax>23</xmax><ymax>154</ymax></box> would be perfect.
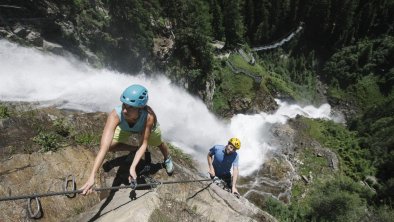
<box><xmin>0</xmin><ymin>39</ymin><xmax>337</xmax><ymax>176</ymax></box>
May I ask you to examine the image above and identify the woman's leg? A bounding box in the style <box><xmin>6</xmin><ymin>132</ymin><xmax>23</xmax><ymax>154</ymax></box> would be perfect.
<box><xmin>158</xmin><ymin>142</ymin><xmax>173</xmax><ymax>174</ymax></box>
<box><xmin>147</xmin><ymin>125</ymin><xmax>173</xmax><ymax>174</ymax></box>
<box><xmin>158</xmin><ymin>142</ymin><xmax>170</xmax><ymax>160</ymax></box>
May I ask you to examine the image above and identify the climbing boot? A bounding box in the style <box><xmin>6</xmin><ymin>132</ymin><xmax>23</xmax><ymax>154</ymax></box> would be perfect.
<box><xmin>164</xmin><ymin>156</ymin><xmax>174</xmax><ymax>175</ymax></box>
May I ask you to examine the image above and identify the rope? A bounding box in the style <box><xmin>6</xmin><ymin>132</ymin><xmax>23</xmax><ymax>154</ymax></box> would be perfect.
<box><xmin>0</xmin><ymin>178</ymin><xmax>212</xmax><ymax>201</ymax></box>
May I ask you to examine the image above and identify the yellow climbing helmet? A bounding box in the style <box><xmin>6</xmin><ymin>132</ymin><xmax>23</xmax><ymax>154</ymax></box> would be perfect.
<box><xmin>228</xmin><ymin>137</ymin><xmax>241</xmax><ymax>150</ymax></box>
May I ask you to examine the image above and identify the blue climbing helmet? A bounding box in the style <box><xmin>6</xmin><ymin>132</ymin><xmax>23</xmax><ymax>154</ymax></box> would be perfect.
<box><xmin>120</xmin><ymin>84</ymin><xmax>148</xmax><ymax>107</ymax></box>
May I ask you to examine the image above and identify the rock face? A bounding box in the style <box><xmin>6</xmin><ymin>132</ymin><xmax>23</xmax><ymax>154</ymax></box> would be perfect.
<box><xmin>70</xmin><ymin>159</ymin><xmax>277</xmax><ymax>222</ymax></box>
<box><xmin>0</xmin><ymin>146</ymin><xmax>100</xmax><ymax>221</ymax></box>
<box><xmin>239</xmin><ymin>152</ymin><xmax>295</xmax><ymax>206</ymax></box>
<box><xmin>0</xmin><ymin>147</ymin><xmax>277</xmax><ymax>222</ymax></box>
<box><xmin>238</xmin><ymin>117</ymin><xmax>341</xmax><ymax>208</ymax></box>
<box><xmin>0</xmin><ymin>103</ymin><xmax>277</xmax><ymax>221</ymax></box>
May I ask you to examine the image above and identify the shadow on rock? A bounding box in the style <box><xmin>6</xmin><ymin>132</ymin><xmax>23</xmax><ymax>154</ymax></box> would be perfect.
<box><xmin>87</xmin><ymin>153</ymin><xmax>163</xmax><ymax>221</ymax></box>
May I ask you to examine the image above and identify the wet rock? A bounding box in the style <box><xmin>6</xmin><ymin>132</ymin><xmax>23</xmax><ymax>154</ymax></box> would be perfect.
<box><xmin>43</xmin><ymin>40</ymin><xmax>64</xmax><ymax>55</ymax></box>
<box><xmin>25</xmin><ymin>31</ymin><xmax>43</xmax><ymax>46</ymax></box>
<box><xmin>153</xmin><ymin>36</ymin><xmax>174</xmax><ymax>60</ymax></box>
<box><xmin>240</xmin><ymin>152</ymin><xmax>295</xmax><ymax>204</ymax></box>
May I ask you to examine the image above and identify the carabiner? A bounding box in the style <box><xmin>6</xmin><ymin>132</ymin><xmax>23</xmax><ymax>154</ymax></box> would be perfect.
<box><xmin>63</xmin><ymin>174</ymin><xmax>76</xmax><ymax>198</ymax></box>
<box><xmin>27</xmin><ymin>196</ymin><xmax>42</xmax><ymax>219</ymax></box>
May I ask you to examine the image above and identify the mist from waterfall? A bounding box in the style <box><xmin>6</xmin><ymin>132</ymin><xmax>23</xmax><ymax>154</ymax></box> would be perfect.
<box><xmin>0</xmin><ymin>39</ymin><xmax>339</xmax><ymax>176</ymax></box>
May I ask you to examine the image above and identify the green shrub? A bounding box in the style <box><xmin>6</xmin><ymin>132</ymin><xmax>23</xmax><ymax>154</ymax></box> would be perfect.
<box><xmin>33</xmin><ymin>132</ymin><xmax>61</xmax><ymax>152</ymax></box>
<box><xmin>75</xmin><ymin>133</ymin><xmax>100</xmax><ymax>147</ymax></box>
<box><xmin>371</xmin><ymin>205</ymin><xmax>394</xmax><ymax>222</ymax></box>
<box><xmin>265</xmin><ymin>76</ymin><xmax>300</xmax><ymax>101</ymax></box>
<box><xmin>264</xmin><ymin>197</ymin><xmax>290</xmax><ymax>219</ymax></box>
<box><xmin>53</xmin><ymin>118</ymin><xmax>72</xmax><ymax>137</ymax></box>
<box><xmin>301</xmin><ymin>118</ymin><xmax>375</xmax><ymax>180</ymax></box>
<box><xmin>306</xmin><ymin>177</ymin><xmax>372</xmax><ymax>222</ymax></box>
<box><xmin>0</xmin><ymin>105</ymin><xmax>10</xmax><ymax>118</ymax></box>
<box><xmin>263</xmin><ymin>197</ymin><xmax>306</xmax><ymax>222</ymax></box>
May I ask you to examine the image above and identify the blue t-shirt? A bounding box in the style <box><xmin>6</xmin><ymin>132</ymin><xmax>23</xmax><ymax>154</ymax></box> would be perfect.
<box><xmin>209</xmin><ymin>145</ymin><xmax>239</xmax><ymax>176</ymax></box>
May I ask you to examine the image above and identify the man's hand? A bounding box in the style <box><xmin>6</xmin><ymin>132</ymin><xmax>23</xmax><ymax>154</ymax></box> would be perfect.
<box><xmin>232</xmin><ymin>187</ymin><xmax>240</xmax><ymax>198</ymax></box>
<box><xmin>208</xmin><ymin>169</ymin><xmax>215</xmax><ymax>179</ymax></box>
<box><xmin>81</xmin><ymin>177</ymin><xmax>95</xmax><ymax>195</ymax></box>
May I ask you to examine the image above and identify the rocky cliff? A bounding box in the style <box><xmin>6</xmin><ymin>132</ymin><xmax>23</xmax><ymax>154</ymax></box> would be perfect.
<box><xmin>0</xmin><ymin>103</ymin><xmax>277</xmax><ymax>221</ymax></box>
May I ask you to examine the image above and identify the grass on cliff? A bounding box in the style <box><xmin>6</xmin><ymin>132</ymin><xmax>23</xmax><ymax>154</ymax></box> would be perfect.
<box><xmin>212</xmin><ymin>61</ymin><xmax>256</xmax><ymax>113</ymax></box>
<box><xmin>229</xmin><ymin>53</ymin><xmax>267</xmax><ymax>76</ymax></box>
<box><xmin>300</xmin><ymin>117</ymin><xmax>375</xmax><ymax>180</ymax></box>
<box><xmin>167</xmin><ymin>143</ymin><xmax>194</xmax><ymax>168</ymax></box>
<box><xmin>212</xmin><ymin>52</ymin><xmax>267</xmax><ymax>113</ymax></box>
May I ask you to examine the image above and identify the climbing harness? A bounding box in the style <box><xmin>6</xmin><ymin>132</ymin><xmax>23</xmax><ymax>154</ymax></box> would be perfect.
<box><xmin>0</xmin><ymin>175</ymin><xmax>212</xmax><ymax>219</ymax></box>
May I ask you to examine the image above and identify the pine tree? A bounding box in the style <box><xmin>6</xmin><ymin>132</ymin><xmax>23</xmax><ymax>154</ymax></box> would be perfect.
<box><xmin>210</xmin><ymin>0</ymin><xmax>225</xmax><ymax>41</ymax></box>
<box><xmin>223</xmin><ymin>0</ymin><xmax>245</xmax><ymax>48</ymax></box>
<box><xmin>244</xmin><ymin>0</ymin><xmax>255</xmax><ymax>43</ymax></box>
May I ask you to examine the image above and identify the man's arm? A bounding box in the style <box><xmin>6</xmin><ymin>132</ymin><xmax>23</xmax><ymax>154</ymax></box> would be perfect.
<box><xmin>207</xmin><ymin>152</ymin><xmax>215</xmax><ymax>177</ymax></box>
<box><xmin>232</xmin><ymin>166</ymin><xmax>239</xmax><ymax>194</ymax></box>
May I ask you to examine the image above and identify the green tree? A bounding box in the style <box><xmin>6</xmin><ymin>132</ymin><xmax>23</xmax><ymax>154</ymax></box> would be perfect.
<box><xmin>107</xmin><ymin>0</ymin><xmax>155</xmax><ymax>72</ymax></box>
<box><xmin>164</xmin><ymin>0</ymin><xmax>214</xmax><ymax>94</ymax></box>
<box><xmin>223</xmin><ymin>0</ymin><xmax>245</xmax><ymax>48</ymax></box>
<box><xmin>244</xmin><ymin>0</ymin><xmax>255</xmax><ymax>43</ymax></box>
<box><xmin>307</xmin><ymin>178</ymin><xmax>371</xmax><ymax>222</ymax></box>
<box><xmin>210</xmin><ymin>0</ymin><xmax>225</xmax><ymax>41</ymax></box>
<box><xmin>330</xmin><ymin>0</ymin><xmax>357</xmax><ymax>48</ymax></box>
<box><xmin>252</xmin><ymin>0</ymin><xmax>270</xmax><ymax>44</ymax></box>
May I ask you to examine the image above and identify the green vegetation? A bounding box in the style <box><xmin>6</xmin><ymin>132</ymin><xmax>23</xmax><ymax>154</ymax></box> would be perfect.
<box><xmin>75</xmin><ymin>132</ymin><xmax>100</xmax><ymax>147</ymax></box>
<box><xmin>212</xmin><ymin>60</ymin><xmax>256</xmax><ymax>113</ymax></box>
<box><xmin>4</xmin><ymin>0</ymin><xmax>394</xmax><ymax>220</ymax></box>
<box><xmin>261</xmin><ymin>114</ymin><xmax>394</xmax><ymax>220</ymax></box>
<box><xmin>229</xmin><ymin>53</ymin><xmax>266</xmax><ymax>75</ymax></box>
<box><xmin>259</xmin><ymin>51</ymin><xmax>319</xmax><ymax>103</ymax></box>
<box><xmin>0</xmin><ymin>104</ymin><xmax>10</xmax><ymax>118</ymax></box>
<box><xmin>33</xmin><ymin>132</ymin><xmax>61</xmax><ymax>152</ymax></box>
<box><xmin>265</xmin><ymin>75</ymin><xmax>302</xmax><ymax>101</ymax></box>
<box><xmin>264</xmin><ymin>175</ymin><xmax>374</xmax><ymax>222</ymax></box>
<box><xmin>323</xmin><ymin>36</ymin><xmax>394</xmax><ymax>112</ymax></box>
<box><xmin>297</xmin><ymin>147</ymin><xmax>331</xmax><ymax>176</ymax></box>
<box><xmin>301</xmin><ymin>117</ymin><xmax>375</xmax><ymax>180</ymax></box>
<box><xmin>53</xmin><ymin>118</ymin><xmax>72</xmax><ymax>137</ymax></box>
<box><xmin>306</xmin><ymin>177</ymin><xmax>372</xmax><ymax>222</ymax></box>
<box><xmin>167</xmin><ymin>143</ymin><xmax>193</xmax><ymax>166</ymax></box>
<box><xmin>350</xmin><ymin>98</ymin><xmax>394</xmax><ymax>207</ymax></box>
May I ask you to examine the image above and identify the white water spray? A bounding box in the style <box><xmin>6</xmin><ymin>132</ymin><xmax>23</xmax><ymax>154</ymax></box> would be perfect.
<box><xmin>0</xmin><ymin>40</ymin><xmax>336</xmax><ymax>176</ymax></box>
